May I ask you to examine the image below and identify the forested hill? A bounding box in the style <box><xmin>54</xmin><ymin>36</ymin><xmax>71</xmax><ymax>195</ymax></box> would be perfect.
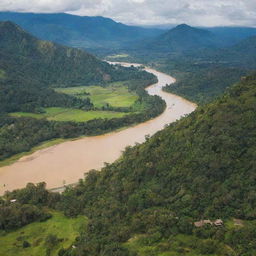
<box><xmin>55</xmin><ymin>73</ymin><xmax>256</xmax><ymax>255</ymax></box>
<box><xmin>163</xmin><ymin>34</ymin><xmax>256</xmax><ymax>104</ymax></box>
<box><xmin>207</xmin><ymin>35</ymin><xmax>256</xmax><ymax>68</ymax></box>
<box><xmin>0</xmin><ymin>21</ymin><xmax>144</xmax><ymax>86</ymax></box>
<box><xmin>0</xmin><ymin>21</ymin><xmax>158</xmax><ymax>114</ymax></box>
<box><xmin>0</xmin><ymin>12</ymin><xmax>163</xmax><ymax>49</ymax></box>
<box><xmin>132</xmin><ymin>24</ymin><xmax>220</xmax><ymax>54</ymax></box>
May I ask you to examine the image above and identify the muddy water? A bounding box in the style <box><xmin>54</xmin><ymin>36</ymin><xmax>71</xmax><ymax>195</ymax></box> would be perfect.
<box><xmin>0</xmin><ymin>63</ymin><xmax>197</xmax><ymax>194</ymax></box>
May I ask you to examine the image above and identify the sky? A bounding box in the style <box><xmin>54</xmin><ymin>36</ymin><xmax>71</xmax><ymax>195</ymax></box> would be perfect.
<box><xmin>0</xmin><ymin>0</ymin><xmax>256</xmax><ymax>27</ymax></box>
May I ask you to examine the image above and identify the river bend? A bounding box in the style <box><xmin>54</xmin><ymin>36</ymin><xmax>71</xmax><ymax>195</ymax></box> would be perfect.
<box><xmin>0</xmin><ymin>63</ymin><xmax>196</xmax><ymax>194</ymax></box>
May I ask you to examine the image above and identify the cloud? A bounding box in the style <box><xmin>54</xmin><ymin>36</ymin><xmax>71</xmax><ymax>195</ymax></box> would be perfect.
<box><xmin>0</xmin><ymin>0</ymin><xmax>256</xmax><ymax>27</ymax></box>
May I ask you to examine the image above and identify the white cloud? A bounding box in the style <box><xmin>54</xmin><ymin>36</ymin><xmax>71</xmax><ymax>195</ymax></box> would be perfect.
<box><xmin>0</xmin><ymin>0</ymin><xmax>256</xmax><ymax>27</ymax></box>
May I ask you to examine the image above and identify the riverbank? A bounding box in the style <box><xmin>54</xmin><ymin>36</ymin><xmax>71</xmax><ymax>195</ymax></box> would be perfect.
<box><xmin>0</xmin><ymin>63</ymin><xmax>197</xmax><ymax>194</ymax></box>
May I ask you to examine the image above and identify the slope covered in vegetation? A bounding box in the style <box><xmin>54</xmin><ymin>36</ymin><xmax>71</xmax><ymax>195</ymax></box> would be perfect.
<box><xmin>1</xmin><ymin>72</ymin><xmax>256</xmax><ymax>256</ymax></box>
<box><xmin>53</xmin><ymin>73</ymin><xmax>256</xmax><ymax>255</ymax></box>
<box><xmin>0</xmin><ymin>21</ymin><xmax>154</xmax><ymax>88</ymax></box>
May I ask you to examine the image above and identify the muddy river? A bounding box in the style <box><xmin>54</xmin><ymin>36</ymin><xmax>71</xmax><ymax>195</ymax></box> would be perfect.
<box><xmin>0</xmin><ymin>63</ymin><xmax>197</xmax><ymax>194</ymax></box>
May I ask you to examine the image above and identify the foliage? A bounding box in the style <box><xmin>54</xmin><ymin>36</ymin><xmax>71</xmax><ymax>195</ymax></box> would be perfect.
<box><xmin>57</xmin><ymin>73</ymin><xmax>256</xmax><ymax>255</ymax></box>
<box><xmin>0</xmin><ymin>203</ymin><xmax>51</xmax><ymax>231</ymax></box>
<box><xmin>162</xmin><ymin>61</ymin><xmax>247</xmax><ymax>104</ymax></box>
<box><xmin>0</xmin><ymin>183</ymin><xmax>61</xmax><ymax>231</ymax></box>
<box><xmin>0</xmin><ymin>210</ymin><xmax>87</xmax><ymax>256</ymax></box>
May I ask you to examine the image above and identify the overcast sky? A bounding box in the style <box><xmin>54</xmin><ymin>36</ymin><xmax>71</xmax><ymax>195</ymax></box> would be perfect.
<box><xmin>1</xmin><ymin>0</ymin><xmax>256</xmax><ymax>27</ymax></box>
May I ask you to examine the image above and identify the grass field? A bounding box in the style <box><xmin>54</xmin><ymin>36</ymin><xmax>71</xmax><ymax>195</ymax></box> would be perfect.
<box><xmin>55</xmin><ymin>82</ymin><xmax>138</xmax><ymax>108</ymax></box>
<box><xmin>10</xmin><ymin>107</ymin><xmax>127</xmax><ymax>122</ymax></box>
<box><xmin>106</xmin><ymin>54</ymin><xmax>130</xmax><ymax>59</ymax></box>
<box><xmin>124</xmin><ymin>233</ymin><xmax>229</xmax><ymax>256</ymax></box>
<box><xmin>0</xmin><ymin>69</ymin><xmax>5</xmax><ymax>79</ymax></box>
<box><xmin>0</xmin><ymin>210</ymin><xmax>87</xmax><ymax>256</ymax></box>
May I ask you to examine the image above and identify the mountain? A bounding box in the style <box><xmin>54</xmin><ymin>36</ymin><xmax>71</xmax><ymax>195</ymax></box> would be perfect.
<box><xmin>0</xmin><ymin>21</ymin><xmax>156</xmax><ymax>89</ymax></box>
<box><xmin>139</xmin><ymin>24</ymin><xmax>219</xmax><ymax>54</ymax></box>
<box><xmin>0</xmin><ymin>21</ymin><xmax>131</xmax><ymax>87</ymax></box>
<box><xmin>0</xmin><ymin>21</ymin><xmax>157</xmax><ymax>113</ymax></box>
<box><xmin>0</xmin><ymin>12</ymin><xmax>164</xmax><ymax>49</ymax></box>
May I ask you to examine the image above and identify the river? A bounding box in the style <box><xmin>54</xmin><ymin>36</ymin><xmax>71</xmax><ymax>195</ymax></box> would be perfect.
<box><xmin>0</xmin><ymin>63</ymin><xmax>197</xmax><ymax>194</ymax></box>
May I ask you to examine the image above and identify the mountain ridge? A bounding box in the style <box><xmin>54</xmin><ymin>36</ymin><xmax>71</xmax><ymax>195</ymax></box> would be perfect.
<box><xmin>0</xmin><ymin>12</ymin><xmax>164</xmax><ymax>49</ymax></box>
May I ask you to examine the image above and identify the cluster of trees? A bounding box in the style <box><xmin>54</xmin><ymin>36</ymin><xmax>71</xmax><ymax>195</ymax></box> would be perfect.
<box><xmin>0</xmin><ymin>183</ymin><xmax>60</xmax><ymax>231</ymax></box>
<box><xmin>52</xmin><ymin>73</ymin><xmax>256</xmax><ymax>255</ymax></box>
<box><xmin>162</xmin><ymin>60</ymin><xmax>247</xmax><ymax>104</ymax></box>
<box><xmin>0</xmin><ymin>203</ymin><xmax>51</xmax><ymax>231</ymax></box>
<box><xmin>0</xmin><ymin>78</ymin><xmax>93</xmax><ymax>113</ymax></box>
<box><xmin>156</xmin><ymin>33</ymin><xmax>256</xmax><ymax>105</ymax></box>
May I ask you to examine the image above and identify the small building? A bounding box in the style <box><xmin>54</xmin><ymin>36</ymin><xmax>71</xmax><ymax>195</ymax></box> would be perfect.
<box><xmin>214</xmin><ymin>219</ymin><xmax>223</xmax><ymax>226</ymax></box>
<box><xmin>194</xmin><ymin>220</ymin><xmax>204</xmax><ymax>227</ymax></box>
<box><xmin>10</xmin><ymin>199</ymin><xmax>17</xmax><ymax>203</ymax></box>
<box><xmin>194</xmin><ymin>219</ymin><xmax>213</xmax><ymax>227</ymax></box>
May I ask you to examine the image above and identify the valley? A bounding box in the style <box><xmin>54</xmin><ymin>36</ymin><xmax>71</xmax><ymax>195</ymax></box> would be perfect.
<box><xmin>0</xmin><ymin>8</ymin><xmax>256</xmax><ymax>256</ymax></box>
<box><xmin>0</xmin><ymin>64</ymin><xmax>196</xmax><ymax>194</ymax></box>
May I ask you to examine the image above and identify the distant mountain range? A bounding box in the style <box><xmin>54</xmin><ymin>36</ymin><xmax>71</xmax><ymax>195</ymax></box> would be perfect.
<box><xmin>132</xmin><ymin>24</ymin><xmax>256</xmax><ymax>55</ymax></box>
<box><xmin>0</xmin><ymin>12</ymin><xmax>164</xmax><ymax>49</ymax></box>
<box><xmin>1</xmin><ymin>12</ymin><xmax>256</xmax><ymax>53</ymax></box>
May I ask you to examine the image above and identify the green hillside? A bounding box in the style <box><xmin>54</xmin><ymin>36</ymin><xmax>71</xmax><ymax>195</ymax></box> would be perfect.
<box><xmin>54</xmin><ymin>73</ymin><xmax>256</xmax><ymax>255</ymax></box>
<box><xmin>161</xmin><ymin>61</ymin><xmax>247</xmax><ymax>104</ymax></box>
<box><xmin>0</xmin><ymin>21</ymin><xmax>156</xmax><ymax>113</ymax></box>
<box><xmin>0</xmin><ymin>21</ymin><xmax>151</xmax><ymax>87</ymax></box>
<box><xmin>1</xmin><ymin>52</ymin><xmax>256</xmax><ymax>256</ymax></box>
<box><xmin>0</xmin><ymin>210</ymin><xmax>87</xmax><ymax>256</ymax></box>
